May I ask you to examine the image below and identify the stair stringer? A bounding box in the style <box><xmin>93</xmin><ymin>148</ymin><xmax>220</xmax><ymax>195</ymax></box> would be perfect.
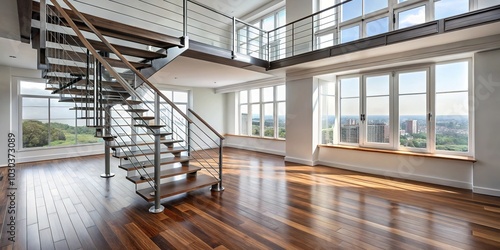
<box><xmin>137</xmin><ymin>36</ymin><xmax>190</xmax><ymax>86</ymax></box>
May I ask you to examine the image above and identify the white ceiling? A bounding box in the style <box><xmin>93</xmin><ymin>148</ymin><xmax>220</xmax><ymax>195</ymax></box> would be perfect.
<box><xmin>0</xmin><ymin>37</ymin><xmax>38</xmax><ymax>70</ymax></box>
<box><xmin>200</xmin><ymin>0</ymin><xmax>277</xmax><ymax>18</ymax></box>
<box><xmin>149</xmin><ymin>56</ymin><xmax>274</xmax><ymax>88</ymax></box>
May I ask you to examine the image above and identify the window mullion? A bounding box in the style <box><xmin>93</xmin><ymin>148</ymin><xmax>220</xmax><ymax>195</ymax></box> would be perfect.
<box><xmin>428</xmin><ymin>66</ymin><xmax>435</xmax><ymax>153</ymax></box>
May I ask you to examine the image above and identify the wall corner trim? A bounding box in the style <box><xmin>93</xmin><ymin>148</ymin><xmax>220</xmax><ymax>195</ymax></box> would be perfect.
<box><xmin>284</xmin><ymin>156</ymin><xmax>315</xmax><ymax>166</ymax></box>
<box><xmin>473</xmin><ymin>186</ymin><xmax>500</xmax><ymax>197</ymax></box>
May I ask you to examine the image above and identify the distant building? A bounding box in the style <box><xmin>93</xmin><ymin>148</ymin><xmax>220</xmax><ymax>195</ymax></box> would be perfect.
<box><xmin>406</xmin><ymin>120</ymin><xmax>418</xmax><ymax>134</ymax></box>
<box><xmin>367</xmin><ymin>124</ymin><xmax>388</xmax><ymax>143</ymax></box>
<box><xmin>341</xmin><ymin>125</ymin><xmax>359</xmax><ymax>143</ymax></box>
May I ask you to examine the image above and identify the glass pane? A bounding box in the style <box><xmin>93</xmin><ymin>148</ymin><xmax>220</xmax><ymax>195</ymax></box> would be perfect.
<box><xmin>238</xmin><ymin>28</ymin><xmax>248</xmax><ymax>54</ymax></box>
<box><xmin>173</xmin><ymin>91</ymin><xmax>188</xmax><ymax>103</ymax></box>
<box><xmin>251</xmin><ymin>104</ymin><xmax>261</xmax><ymax>136</ymax></box>
<box><xmin>22</xmin><ymin>97</ymin><xmax>49</xmax><ymax>148</ymax></box>
<box><xmin>366</xmin><ymin>17</ymin><xmax>389</xmax><ymax>37</ymax></box>
<box><xmin>435</xmin><ymin>92</ymin><xmax>469</xmax><ymax>152</ymax></box>
<box><xmin>398</xmin><ymin>5</ymin><xmax>426</xmax><ymax>29</ymax></box>
<box><xmin>436</xmin><ymin>61</ymin><xmax>468</xmax><ymax>93</ymax></box>
<box><xmin>250</xmin><ymin>89</ymin><xmax>260</xmax><ymax>103</ymax></box>
<box><xmin>161</xmin><ymin>90</ymin><xmax>172</xmax><ymax>100</ymax></box>
<box><xmin>399</xmin><ymin>71</ymin><xmax>427</xmax><ymax>94</ymax></box>
<box><xmin>20</xmin><ymin>81</ymin><xmax>52</xmax><ymax>95</ymax></box>
<box><xmin>262</xmin><ymin>15</ymin><xmax>275</xmax><ymax>31</ymax></box>
<box><xmin>366</xmin><ymin>96</ymin><xmax>389</xmax><ymax>143</ymax></box>
<box><xmin>263</xmin><ymin>103</ymin><xmax>274</xmax><ymax>137</ymax></box>
<box><xmin>340</xmin><ymin>98</ymin><xmax>359</xmax><ymax>143</ymax></box>
<box><xmin>478</xmin><ymin>0</ymin><xmax>500</xmax><ymax>9</ymax></box>
<box><xmin>341</xmin><ymin>0</ymin><xmax>362</xmax><ymax>22</ymax></box>
<box><xmin>240</xmin><ymin>105</ymin><xmax>249</xmax><ymax>135</ymax></box>
<box><xmin>277</xmin><ymin>9</ymin><xmax>286</xmax><ymax>26</ymax></box>
<box><xmin>50</xmin><ymin>99</ymin><xmax>76</xmax><ymax>146</ymax></box>
<box><xmin>399</xmin><ymin>94</ymin><xmax>427</xmax><ymax>149</ymax></box>
<box><xmin>366</xmin><ymin>75</ymin><xmax>390</xmax><ymax>96</ymax></box>
<box><xmin>240</xmin><ymin>90</ymin><xmax>248</xmax><ymax>104</ymax></box>
<box><xmin>321</xmin><ymin>91</ymin><xmax>336</xmax><ymax>144</ymax></box>
<box><xmin>276</xmin><ymin>85</ymin><xmax>286</xmax><ymax>101</ymax></box>
<box><xmin>340</xmin><ymin>25</ymin><xmax>360</xmax><ymax>43</ymax></box>
<box><xmin>262</xmin><ymin>87</ymin><xmax>274</xmax><ymax>102</ymax></box>
<box><xmin>77</xmin><ymin>119</ymin><xmax>100</xmax><ymax>144</ymax></box>
<box><xmin>317</xmin><ymin>33</ymin><xmax>335</xmax><ymax>49</ymax></box>
<box><xmin>435</xmin><ymin>0</ymin><xmax>468</xmax><ymax>19</ymax></box>
<box><xmin>365</xmin><ymin>0</ymin><xmax>388</xmax><ymax>14</ymax></box>
<box><xmin>340</xmin><ymin>77</ymin><xmax>360</xmax><ymax>98</ymax></box>
<box><xmin>278</xmin><ymin>102</ymin><xmax>286</xmax><ymax>139</ymax></box>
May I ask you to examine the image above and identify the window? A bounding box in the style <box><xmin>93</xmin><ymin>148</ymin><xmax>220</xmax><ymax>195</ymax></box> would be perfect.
<box><xmin>340</xmin><ymin>25</ymin><xmax>360</xmax><ymax>43</ymax></box>
<box><xmin>319</xmin><ymin>60</ymin><xmax>472</xmax><ymax>155</ymax></box>
<box><xmin>20</xmin><ymin>80</ymin><xmax>100</xmax><ymax>149</ymax></box>
<box><xmin>237</xmin><ymin>8</ymin><xmax>286</xmax><ymax>60</ymax></box>
<box><xmin>477</xmin><ymin>0</ymin><xmax>500</xmax><ymax>9</ymax></box>
<box><xmin>397</xmin><ymin>5</ymin><xmax>427</xmax><ymax>29</ymax></box>
<box><xmin>365</xmin><ymin>16</ymin><xmax>389</xmax><ymax>37</ymax></box>
<box><xmin>238</xmin><ymin>85</ymin><xmax>286</xmax><ymax>139</ymax></box>
<box><xmin>435</xmin><ymin>0</ymin><xmax>469</xmax><ymax>19</ymax></box>
<box><xmin>435</xmin><ymin>61</ymin><xmax>469</xmax><ymax>152</ymax></box>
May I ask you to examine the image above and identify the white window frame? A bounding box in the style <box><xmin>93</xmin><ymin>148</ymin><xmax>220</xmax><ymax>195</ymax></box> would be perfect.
<box><xmin>320</xmin><ymin>59</ymin><xmax>473</xmax><ymax>156</ymax></box>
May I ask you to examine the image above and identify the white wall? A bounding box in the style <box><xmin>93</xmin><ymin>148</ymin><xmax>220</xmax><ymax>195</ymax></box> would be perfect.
<box><xmin>190</xmin><ymin>87</ymin><xmax>226</xmax><ymax>149</ymax></box>
<box><xmin>473</xmin><ymin>48</ymin><xmax>500</xmax><ymax>196</ymax></box>
<box><xmin>284</xmin><ymin>77</ymin><xmax>319</xmax><ymax>165</ymax></box>
<box><xmin>317</xmin><ymin>148</ymin><xmax>473</xmax><ymax>189</ymax></box>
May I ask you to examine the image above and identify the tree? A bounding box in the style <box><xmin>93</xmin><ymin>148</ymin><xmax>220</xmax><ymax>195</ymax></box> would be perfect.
<box><xmin>23</xmin><ymin>120</ymin><xmax>49</xmax><ymax>148</ymax></box>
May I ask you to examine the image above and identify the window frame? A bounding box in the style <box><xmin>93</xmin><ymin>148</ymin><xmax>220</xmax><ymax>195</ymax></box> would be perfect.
<box><xmin>319</xmin><ymin>59</ymin><xmax>473</xmax><ymax>156</ymax></box>
<box><xmin>238</xmin><ymin>84</ymin><xmax>286</xmax><ymax>140</ymax></box>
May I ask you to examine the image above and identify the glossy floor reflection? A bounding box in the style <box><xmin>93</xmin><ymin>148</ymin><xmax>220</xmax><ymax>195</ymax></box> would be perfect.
<box><xmin>1</xmin><ymin>147</ymin><xmax>500</xmax><ymax>249</ymax></box>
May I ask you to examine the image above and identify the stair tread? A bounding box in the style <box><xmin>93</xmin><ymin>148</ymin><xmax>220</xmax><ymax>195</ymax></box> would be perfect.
<box><xmin>125</xmin><ymin>109</ymin><xmax>149</xmax><ymax>113</ymax></box>
<box><xmin>126</xmin><ymin>165</ymin><xmax>201</xmax><ymax>184</ymax></box>
<box><xmin>133</xmin><ymin>116</ymin><xmax>155</xmax><ymax>120</ymax></box>
<box><xmin>113</xmin><ymin>147</ymin><xmax>187</xmax><ymax>159</ymax></box>
<box><xmin>134</xmin><ymin>124</ymin><xmax>166</xmax><ymax>129</ymax></box>
<box><xmin>111</xmin><ymin>139</ymin><xmax>183</xmax><ymax>148</ymax></box>
<box><xmin>136</xmin><ymin>175</ymin><xmax>218</xmax><ymax>202</ymax></box>
<box><xmin>116</xmin><ymin>132</ymin><xmax>172</xmax><ymax>137</ymax></box>
<box><xmin>119</xmin><ymin>156</ymin><xmax>190</xmax><ymax>171</ymax></box>
<box><xmin>59</xmin><ymin>97</ymin><xmax>142</xmax><ymax>105</ymax></box>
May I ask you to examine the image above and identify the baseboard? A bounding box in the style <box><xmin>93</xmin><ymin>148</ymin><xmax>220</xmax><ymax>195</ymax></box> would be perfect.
<box><xmin>0</xmin><ymin>164</ymin><xmax>7</xmax><ymax>168</ymax></box>
<box><xmin>316</xmin><ymin>160</ymin><xmax>472</xmax><ymax>189</ymax></box>
<box><xmin>224</xmin><ymin>143</ymin><xmax>285</xmax><ymax>156</ymax></box>
<box><xmin>473</xmin><ymin>186</ymin><xmax>500</xmax><ymax>197</ymax></box>
<box><xmin>284</xmin><ymin>157</ymin><xmax>316</xmax><ymax>166</ymax></box>
<box><xmin>18</xmin><ymin>150</ymin><xmax>104</xmax><ymax>163</ymax></box>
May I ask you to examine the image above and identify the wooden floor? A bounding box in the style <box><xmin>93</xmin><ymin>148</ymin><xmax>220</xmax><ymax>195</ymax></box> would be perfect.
<box><xmin>1</xmin><ymin>148</ymin><xmax>500</xmax><ymax>249</ymax></box>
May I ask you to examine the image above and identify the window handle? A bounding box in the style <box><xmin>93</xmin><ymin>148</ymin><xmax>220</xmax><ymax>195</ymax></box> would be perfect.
<box><xmin>428</xmin><ymin>113</ymin><xmax>433</xmax><ymax>121</ymax></box>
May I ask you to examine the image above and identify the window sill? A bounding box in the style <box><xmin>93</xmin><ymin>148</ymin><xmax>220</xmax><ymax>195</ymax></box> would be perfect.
<box><xmin>318</xmin><ymin>144</ymin><xmax>476</xmax><ymax>162</ymax></box>
<box><xmin>225</xmin><ymin>134</ymin><xmax>286</xmax><ymax>142</ymax></box>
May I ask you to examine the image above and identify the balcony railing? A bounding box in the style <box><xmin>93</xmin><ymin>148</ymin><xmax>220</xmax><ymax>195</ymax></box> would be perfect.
<box><xmin>66</xmin><ymin>0</ymin><xmax>500</xmax><ymax>64</ymax></box>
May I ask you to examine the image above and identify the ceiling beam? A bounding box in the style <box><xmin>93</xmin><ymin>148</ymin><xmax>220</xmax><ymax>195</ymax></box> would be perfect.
<box><xmin>17</xmin><ymin>0</ymin><xmax>33</xmax><ymax>43</ymax></box>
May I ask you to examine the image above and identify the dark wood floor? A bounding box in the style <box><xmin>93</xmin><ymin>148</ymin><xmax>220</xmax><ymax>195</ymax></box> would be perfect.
<box><xmin>1</xmin><ymin>148</ymin><xmax>500</xmax><ymax>249</ymax></box>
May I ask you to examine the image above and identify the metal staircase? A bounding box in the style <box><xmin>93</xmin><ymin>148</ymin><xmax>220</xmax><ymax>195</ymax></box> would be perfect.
<box><xmin>40</xmin><ymin>0</ymin><xmax>224</xmax><ymax>213</ymax></box>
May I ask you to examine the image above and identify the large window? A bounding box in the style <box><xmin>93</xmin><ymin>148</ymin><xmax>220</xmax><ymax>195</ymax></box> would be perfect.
<box><xmin>319</xmin><ymin>60</ymin><xmax>472</xmax><ymax>155</ymax></box>
<box><xmin>20</xmin><ymin>80</ymin><xmax>100</xmax><ymax>149</ymax></box>
<box><xmin>239</xmin><ymin>85</ymin><xmax>286</xmax><ymax>139</ymax></box>
<box><xmin>237</xmin><ymin>8</ymin><xmax>286</xmax><ymax>60</ymax></box>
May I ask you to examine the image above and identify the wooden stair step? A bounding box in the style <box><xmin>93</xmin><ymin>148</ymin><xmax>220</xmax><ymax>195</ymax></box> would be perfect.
<box><xmin>116</xmin><ymin>132</ymin><xmax>172</xmax><ymax>137</ymax></box>
<box><xmin>111</xmin><ymin>139</ymin><xmax>183</xmax><ymax>148</ymax></box>
<box><xmin>49</xmin><ymin>64</ymin><xmax>91</xmax><ymax>75</ymax></box>
<box><xmin>133</xmin><ymin>116</ymin><xmax>155</xmax><ymax>121</ymax></box>
<box><xmin>133</xmin><ymin>124</ymin><xmax>166</xmax><ymax>129</ymax></box>
<box><xmin>123</xmin><ymin>100</ymin><xmax>143</xmax><ymax>105</ymax></box>
<box><xmin>105</xmin><ymin>57</ymin><xmax>151</xmax><ymax>69</ymax></box>
<box><xmin>96</xmin><ymin>135</ymin><xmax>117</xmax><ymax>141</ymax></box>
<box><xmin>136</xmin><ymin>175</ymin><xmax>219</xmax><ymax>202</ymax></box>
<box><xmin>70</xmin><ymin>106</ymin><xmax>104</xmax><ymax>110</ymax></box>
<box><xmin>58</xmin><ymin>89</ymin><xmax>128</xmax><ymax>97</ymax></box>
<box><xmin>113</xmin><ymin>147</ymin><xmax>186</xmax><ymax>159</ymax></box>
<box><xmin>47</xmin><ymin>31</ymin><xmax>167</xmax><ymax>60</ymax></box>
<box><xmin>47</xmin><ymin>48</ymin><xmax>151</xmax><ymax>69</ymax></box>
<box><xmin>35</xmin><ymin>2</ymin><xmax>182</xmax><ymax>49</ymax></box>
<box><xmin>118</xmin><ymin>156</ymin><xmax>190</xmax><ymax>171</ymax></box>
<box><xmin>125</xmin><ymin>108</ymin><xmax>149</xmax><ymax>113</ymax></box>
<box><xmin>59</xmin><ymin>97</ymin><xmax>142</xmax><ymax>105</ymax></box>
<box><xmin>126</xmin><ymin>165</ymin><xmax>201</xmax><ymax>184</ymax></box>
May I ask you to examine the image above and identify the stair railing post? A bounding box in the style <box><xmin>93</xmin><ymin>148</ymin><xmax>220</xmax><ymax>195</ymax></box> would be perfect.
<box><xmin>101</xmin><ymin>105</ymin><xmax>115</xmax><ymax>178</ymax></box>
<box><xmin>93</xmin><ymin>57</ymin><xmax>99</xmax><ymax>127</ymax></box>
<box><xmin>150</xmin><ymin>92</ymin><xmax>164</xmax><ymax>213</ymax></box>
<box><xmin>183</xmin><ymin>0</ymin><xmax>188</xmax><ymax>37</ymax></box>
<box><xmin>211</xmin><ymin>138</ymin><xmax>224</xmax><ymax>192</ymax></box>
<box><xmin>232</xmin><ymin>17</ymin><xmax>236</xmax><ymax>54</ymax></box>
<box><xmin>187</xmin><ymin>122</ymin><xmax>191</xmax><ymax>157</ymax></box>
